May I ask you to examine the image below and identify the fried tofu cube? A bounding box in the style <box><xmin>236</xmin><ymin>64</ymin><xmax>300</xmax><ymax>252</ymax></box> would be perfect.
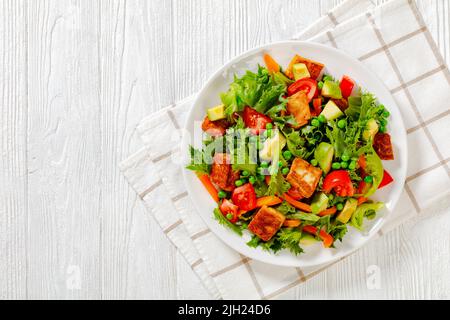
<box><xmin>286</xmin><ymin>158</ymin><xmax>322</xmax><ymax>199</ymax></box>
<box><xmin>287</xmin><ymin>91</ymin><xmax>311</xmax><ymax>128</ymax></box>
<box><xmin>285</xmin><ymin>54</ymin><xmax>324</xmax><ymax>80</ymax></box>
<box><xmin>248</xmin><ymin>206</ymin><xmax>285</xmax><ymax>242</ymax></box>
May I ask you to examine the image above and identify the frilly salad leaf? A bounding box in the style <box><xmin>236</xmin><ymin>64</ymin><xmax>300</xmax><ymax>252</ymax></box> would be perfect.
<box><xmin>220</xmin><ymin>66</ymin><xmax>286</xmax><ymax>118</ymax></box>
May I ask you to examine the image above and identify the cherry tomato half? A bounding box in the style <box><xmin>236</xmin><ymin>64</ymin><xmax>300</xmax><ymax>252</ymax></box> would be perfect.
<box><xmin>219</xmin><ymin>199</ymin><xmax>239</xmax><ymax>223</ymax></box>
<box><xmin>378</xmin><ymin>169</ymin><xmax>394</xmax><ymax>189</ymax></box>
<box><xmin>322</xmin><ymin>170</ymin><xmax>355</xmax><ymax>197</ymax></box>
<box><xmin>287</xmin><ymin>78</ymin><xmax>317</xmax><ymax>102</ymax></box>
<box><xmin>243</xmin><ymin>106</ymin><xmax>272</xmax><ymax>135</ymax></box>
<box><xmin>339</xmin><ymin>75</ymin><xmax>355</xmax><ymax>99</ymax></box>
<box><xmin>232</xmin><ymin>183</ymin><xmax>257</xmax><ymax>211</ymax></box>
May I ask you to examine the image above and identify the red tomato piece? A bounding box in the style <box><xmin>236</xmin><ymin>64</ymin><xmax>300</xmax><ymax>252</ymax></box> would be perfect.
<box><xmin>312</xmin><ymin>98</ymin><xmax>323</xmax><ymax>116</ymax></box>
<box><xmin>219</xmin><ymin>199</ymin><xmax>239</xmax><ymax>224</ymax></box>
<box><xmin>378</xmin><ymin>169</ymin><xmax>394</xmax><ymax>189</ymax></box>
<box><xmin>232</xmin><ymin>183</ymin><xmax>257</xmax><ymax>211</ymax></box>
<box><xmin>287</xmin><ymin>78</ymin><xmax>317</xmax><ymax>102</ymax></box>
<box><xmin>243</xmin><ymin>106</ymin><xmax>272</xmax><ymax>135</ymax></box>
<box><xmin>339</xmin><ymin>75</ymin><xmax>355</xmax><ymax>99</ymax></box>
<box><xmin>322</xmin><ymin>170</ymin><xmax>354</xmax><ymax>197</ymax></box>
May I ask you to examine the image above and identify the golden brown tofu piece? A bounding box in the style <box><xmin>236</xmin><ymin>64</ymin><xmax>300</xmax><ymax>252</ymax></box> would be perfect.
<box><xmin>248</xmin><ymin>206</ymin><xmax>285</xmax><ymax>242</ymax></box>
<box><xmin>285</xmin><ymin>54</ymin><xmax>325</xmax><ymax>80</ymax></box>
<box><xmin>287</xmin><ymin>91</ymin><xmax>311</xmax><ymax>128</ymax></box>
<box><xmin>286</xmin><ymin>158</ymin><xmax>322</xmax><ymax>199</ymax></box>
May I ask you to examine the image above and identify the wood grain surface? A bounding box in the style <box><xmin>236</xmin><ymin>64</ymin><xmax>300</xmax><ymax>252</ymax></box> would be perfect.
<box><xmin>0</xmin><ymin>0</ymin><xmax>449</xmax><ymax>300</ymax></box>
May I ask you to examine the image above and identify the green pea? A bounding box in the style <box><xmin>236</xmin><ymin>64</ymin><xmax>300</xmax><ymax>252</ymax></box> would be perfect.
<box><xmin>311</xmin><ymin>118</ymin><xmax>320</xmax><ymax>127</ymax></box>
<box><xmin>310</xmin><ymin>159</ymin><xmax>318</xmax><ymax>166</ymax></box>
<box><xmin>257</xmin><ymin>175</ymin><xmax>265</xmax><ymax>182</ymax></box>
<box><xmin>282</xmin><ymin>167</ymin><xmax>290</xmax><ymax>175</ymax></box>
<box><xmin>364</xmin><ymin>175</ymin><xmax>373</xmax><ymax>183</ymax></box>
<box><xmin>318</xmin><ymin>114</ymin><xmax>327</xmax><ymax>123</ymax></box>
<box><xmin>379</xmin><ymin>125</ymin><xmax>387</xmax><ymax>133</ymax></box>
<box><xmin>226</xmin><ymin>213</ymin><xmax>234</xmax><ymax>220</ymax></box>
<box><xmin>341</xmin><ymin>154</ymin><xmax>350</xmax><ymax>162</ymax></box>
<box><xmin>380</xmin><ymin>119</ymin><xmax>387</xmax><ymax>126</ymax></box>
<box><xmin>265</xmin><ymin>123</ymin><xmax>273</xmax><ymax>130</ymax></box>
<box><xmin>260</xmin><ymin>161</ymin><xmax>269</xmax><ymax>168</ymax></box>
<box><xmin>332</xmin><ymin>162</ymin><xmax>341</xmax><ymax>170</ymax></box>
<box><xmin>328</xmin><ymin>194</ymin><xmax>334</xmax><ymax>201</ymax></box>
<box><xmin>249</xmin><ymin>176</ymin><xmax>256</xmax><ymax>185</ymax></box>
<box><xmin>337</xmin><ymin>119</ymin><xmax>346</xmax><ymax>129</ymax></box>
<box><xmin>348</xmin><ymin>161</ymin><xmax>356</xmax><ymax>170</ymax></box>
<box><xmin>340</xmin><ymin>161</ymin><xmax>348</xmax><ymax>169</ymax></box>
<box><xmin>242</xmin><ymin>170</ymin><xmax>250</xmax><ymax>177</ymax></box>
<box><xmin>278</xmin><ymin>161</ymin><xmax>283</xmax><ymax>168</ymax></box>
<box><xmin>318</xmin><ymin>81</ymin><xmax>324</xmax><ymax>89</ymax></box>
<box><xmin>266</xmin><ymin>129</ymin><xmax>273</xmax><ymax>137</ymax></box>
<box><xmin>235</xmin><ymin>180</ymin><xmax>243</xmax><ymax>187</ymax></box>
<box><xmin>283</xmin><ymin>150</ymin><xmax>292</xmax><ymax>160</ymax></box>
<box><xmin>336</xmin><ymin>203</ymin><xmax>344</xmax><ymax>211</ymax></box>
<box><xmin>383</xmin><ymin>110</ymin><xmax>390</xmax><ymax>117</ymax></box>
<box><xmin>218</xmin><ymin>190</ymin><xmax>227</xmax><ymax>199</ymax></box>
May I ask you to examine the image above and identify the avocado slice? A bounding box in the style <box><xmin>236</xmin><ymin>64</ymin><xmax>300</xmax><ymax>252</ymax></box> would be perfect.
<box><xmin>336</xmin><ymin>198</ymin><xmax>358</xmax><ymax>224</ymax></box>
<box><xmin>321</xmin><ymin>80</ymin><xmax>342</xmax><ymax>99</ymax></box>
<box><xmin>362</xmin><ymin>118</ymin><xmax>379</xmax><ymax>142</ymax></box>
<box><xmin>320</xmin><ymin>100</ymin><xmax>344</xmax><ymax>121</ymax></box>
<box><xmin>259</xmin><ymin>130</ymin><xmax>286</xmax><ymax>162</ymax></box>
<box><xmin>311</xmin><ymin>192</ymin><xmax>329</xmax><ymax>214</ymax></box>
<box><xmin>299</xmin><ymin>234</ymin><xmax>318</xmax><ymax>246</ymax></box>
<box><xmin>207</xmin><ymin>104</ymin><xmax>225</xmax><ymax>121</ymax></box>
<box><xmin>293</xmin><ymin>63</ymin><xmax>310</xmax><ymax>81</ymax></box>
<box><xmin>314</xmin><ymin>142</ymin><xmax>334</xmax><ymax>174</ymax></box>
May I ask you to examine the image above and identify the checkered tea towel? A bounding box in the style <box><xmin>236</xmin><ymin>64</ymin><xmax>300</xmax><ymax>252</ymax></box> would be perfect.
<box><xmin>120</xmin><ymin>0</ymin><xmax>450</xmax><ymax>299</ymax></box>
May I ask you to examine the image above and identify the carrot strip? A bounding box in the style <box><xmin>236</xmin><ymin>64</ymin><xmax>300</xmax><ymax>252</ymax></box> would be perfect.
<box><xmin>283</xmin><ymin>219</ymin><xmax>301</xmax><ymax>227</ymax></box>
<box><xmin>302</xmin><ymin>225</ymin><xmax>334</xmax><ymax>248</ymax></box>
<box><xmin>282</xmin><ymin>193</ymin><xmax>312</xmax><ymax>212</ymax></box>
<box><xmin>256</xmin><ymin>196</ymin><xmax>282</xmax><ymax>208</ymax></box>
<box><xmin>318</xmin><ymin>206</ymin><xmax>337</xmax><ymax>217</ymax></box>
<box><xmin>357</xmin><ymin>154</ymin><xmax>367</xmax><ymax>170</ymax></box>
<box><xmin>357</xmin><ymin>197</ymin><xmax>368</xmax><ymax>205</ymax></box>
<box><xmin>198</xmin><ymin>174</ymin><xmax>219</xmax><ymax>202</ymax></box>
<box><xmin>263</xmin><ymin>53</ymin><xmax>280</xmax><ymax>73</ymax></box>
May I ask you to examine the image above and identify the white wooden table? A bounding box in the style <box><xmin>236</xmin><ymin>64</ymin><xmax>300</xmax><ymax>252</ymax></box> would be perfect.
<box><xmin>1</xmin><ymin>0</ymin><xmax>449</xmax><ymax>300</ymax></box>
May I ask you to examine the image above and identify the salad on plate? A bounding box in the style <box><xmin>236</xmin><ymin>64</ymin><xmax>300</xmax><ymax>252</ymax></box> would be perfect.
<box><xmin>187</xmin><ymin>53</ymin><xmax>395</xmax><ymax>256</ymax></box>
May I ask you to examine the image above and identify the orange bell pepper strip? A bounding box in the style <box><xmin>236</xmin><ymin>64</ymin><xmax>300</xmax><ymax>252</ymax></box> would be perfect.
<box><xmin>198</xmin><ymin>174</ymin><xmax>219</xmax><ymax>202</ymax></box>
<box><xmin>256</xmin><ymin>196</ymin><xmax>282</xmax><ymax>207</ymax></box>
<box><xmin>302</xmin><ymin>225</ymin><xmax>334</xmax><ymax>248</ymax></box>
<box><xmin>263</xmin><ymin>53</ymin><xmax>280</xmax><ymax>73</ymax></box>
<box><xmin>318</xmin><ymin>206</ymin><xmax>337</xmax><ymax>217</ymax></box>
<box><xmin>283</xmin><ymin>219</ymin><xmax>301</xmax><ymax>227</ymax></box>
<box><xmin>238</xmin><ymin>196</ymin><xmax>282</xmax><ymax>216</ymax></box>
<box><xmin>282</xmin><ymin>193</ymin><xmax>312</xmax><ymax>212</ymax></box>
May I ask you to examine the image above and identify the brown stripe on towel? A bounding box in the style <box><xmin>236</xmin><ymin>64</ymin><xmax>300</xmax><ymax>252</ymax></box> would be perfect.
<box><xmin>163</xmin><ymin>219</ymin><xmax>183</xmax><ymax>234</ymax></box>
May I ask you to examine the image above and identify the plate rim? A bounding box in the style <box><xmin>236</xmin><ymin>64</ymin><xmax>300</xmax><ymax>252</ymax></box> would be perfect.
<box><xmin>181</xmin><ymin>40</ymin><xmax>408</xmax><ymax>267</ymax></box>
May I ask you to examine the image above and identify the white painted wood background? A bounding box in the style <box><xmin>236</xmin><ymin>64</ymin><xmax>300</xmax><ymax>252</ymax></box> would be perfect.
<box><xmin>1</xmin><ymin>0</ymin><xmax>449</xmax><ymax>300</ymax></box>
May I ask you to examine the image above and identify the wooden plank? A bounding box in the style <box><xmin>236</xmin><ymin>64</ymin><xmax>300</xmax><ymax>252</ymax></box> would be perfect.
<box><xmin>26</xmin><ymin>0</ymin><xmax>102</xmax><ymax>299</ymax></box>
<box><xmin>0</xmin><ymin>0</ymin><xmax>28</xmax><ymax>300</ymax></box>
<box><xmin>98</xmin><ymin>0</ymin><xmax>178</xmax><ymax>299</ymax></box>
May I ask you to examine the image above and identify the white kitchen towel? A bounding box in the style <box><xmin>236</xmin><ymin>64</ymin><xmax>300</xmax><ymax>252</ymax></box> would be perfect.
<box><xmin>120</xmin><ymin>0</ymin><xmax>450</xmax><ymax>300</ymax></box>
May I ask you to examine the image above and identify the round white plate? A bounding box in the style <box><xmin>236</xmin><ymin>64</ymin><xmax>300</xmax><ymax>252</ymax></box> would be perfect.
<box><xmin>181</xmin><ymin>41</ymin><xmax>407</xmax><ymax>267</ymax></box>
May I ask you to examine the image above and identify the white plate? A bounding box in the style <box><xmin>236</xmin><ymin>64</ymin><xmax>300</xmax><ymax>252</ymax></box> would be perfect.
<box><xmin>181</xmin><ymin>41</ymin><xmax>407</xmax><ymax>268</ymax></box>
